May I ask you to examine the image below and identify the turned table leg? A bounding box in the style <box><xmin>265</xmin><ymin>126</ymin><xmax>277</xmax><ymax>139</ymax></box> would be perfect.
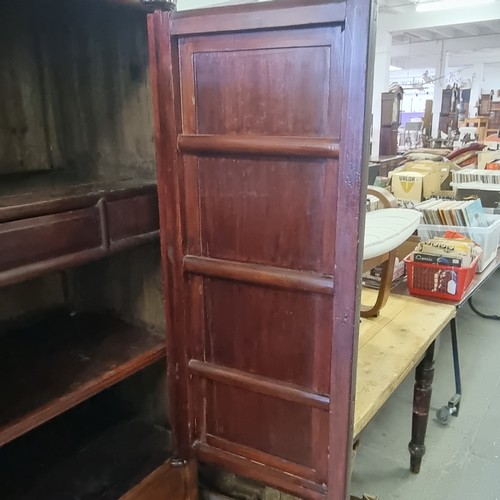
<box><xmin>408</xmin><ymin>341</ymin><xmax>435</xmax><ymax>474</ymax></box>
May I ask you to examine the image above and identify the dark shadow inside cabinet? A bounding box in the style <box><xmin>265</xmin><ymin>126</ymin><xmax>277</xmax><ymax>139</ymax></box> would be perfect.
<box><xmin>0</xmin><ymin>362</ymin><xmax>170</xmax><ymax>500</ymax></box>
<box><xmin>0</xmin><ymin>0</ymin><xmax>170</xmax><ymax>497</ymax></box>
<box><xmin>0</xmin><ymin>0</ymin><xmax>154</xmax><ymax>180</ymax></box>
<box><xmin>0</xmin><ymin>245</ymin><xmax>169</xmax><ymax>499</ymax></box>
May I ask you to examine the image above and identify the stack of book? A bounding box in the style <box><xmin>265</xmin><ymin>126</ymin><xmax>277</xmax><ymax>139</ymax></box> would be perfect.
<box><xmin>411</xmin><ymin>234</ymin><xmax>481</xmax><ymax>268</ymax></box>
<box><xmin>414</xmin><ymin>198</ymin><xmax>488</xmax><ymax>227</ymax></box>
<box><xmin>407</xmin><ymin>234</ymin><xmax>482</xmax><ymax>297</ymax></box>
<box><xmin>452</xmin><ymin>168</ymin><xmax>500</xmax><ymax>185</ymax></box>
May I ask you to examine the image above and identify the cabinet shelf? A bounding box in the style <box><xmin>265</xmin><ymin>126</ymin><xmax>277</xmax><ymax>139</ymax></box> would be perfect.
<box><xmin>0</xmin><ymin>311</ymin><xmax>165</xmax><ymax>446</ymax></box>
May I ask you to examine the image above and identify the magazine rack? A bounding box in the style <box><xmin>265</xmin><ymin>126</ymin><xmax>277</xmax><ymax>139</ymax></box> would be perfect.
<box><xmin>147</xmin><ymin>1</ymin><xmax>374</xmax><ymax>498</ymax></box>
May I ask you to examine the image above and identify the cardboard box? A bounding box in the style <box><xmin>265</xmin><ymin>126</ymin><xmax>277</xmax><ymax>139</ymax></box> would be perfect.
<box><xmin>390</xmin><ymin>161</ymin><xmax>450</xmax><ymax>202</ymax></box>
<box><xmin>391</xmin><ymin>170</ymin><xmax>441</xmax><ymax>202</ymax></box>
<box><xmin>477</xmin><ymin>150</ymin><xmax>500</xmax><ymax>169</ymax></box>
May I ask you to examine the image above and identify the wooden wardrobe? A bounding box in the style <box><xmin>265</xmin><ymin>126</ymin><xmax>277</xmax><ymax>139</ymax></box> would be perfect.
<box><xmin>379</xmin><ymin>90</ymin><xmax>402</xmax><ymax>156</ymax></box>
<box><xmin>147</xmin><ymin>0</ymin><xmax>375</xmax><ymax>499</ymax></box>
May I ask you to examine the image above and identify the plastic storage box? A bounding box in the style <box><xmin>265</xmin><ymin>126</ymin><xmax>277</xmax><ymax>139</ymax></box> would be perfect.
<box><xmin>417</xmin><ymin>214</ymin><xmax>500</xmax><ymax>273</ymax></box>
<box><xmin>404</xmin><ymin>254</ymin><xmax>479</xmax><ymax>301</ymax></box>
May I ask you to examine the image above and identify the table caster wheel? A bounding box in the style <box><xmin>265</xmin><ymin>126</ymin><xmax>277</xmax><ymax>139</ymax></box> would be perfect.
<box><xmin>437</xmin><ymin>405</ymin><xmax>452</xmax><ymax>424</ymax></box>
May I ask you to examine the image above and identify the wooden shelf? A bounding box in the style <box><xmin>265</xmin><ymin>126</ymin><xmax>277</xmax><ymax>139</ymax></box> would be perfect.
<box><xmin>1</xmin><ymin>417</ymin><xmax>171</xmax><ymax>500</ymax></box>
<box><xmin>0</xmin><ymin>311</ymin><xmax>165</xmax><ymax>446</ymax></box>
<box><xmin>0</xmin><ymin>176</ymin><xmax>159</xmax><ymax>288</ymax></box>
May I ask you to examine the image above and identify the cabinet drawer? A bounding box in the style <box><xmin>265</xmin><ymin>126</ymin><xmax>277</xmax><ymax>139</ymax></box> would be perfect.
<box><xmin>107</xmin><ymin>193</ymin><xmax>159</xmax><ymax>244</ymax></box>
<box><xmin>0</xmin><ymin>207</ymin><xmax>102</xmax><ymax>272</ymax></box>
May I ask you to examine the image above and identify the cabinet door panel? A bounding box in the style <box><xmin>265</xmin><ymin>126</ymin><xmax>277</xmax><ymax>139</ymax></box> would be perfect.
<box><xmin>148</xmin><ymin>2</ymin><xmax>373</xmax><ymax>497</ymax></box>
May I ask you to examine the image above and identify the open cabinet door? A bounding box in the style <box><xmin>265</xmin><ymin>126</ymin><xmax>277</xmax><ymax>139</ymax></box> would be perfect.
<box><xmin>147</xmin><ymin>1</ymin><xmax>375</xmax><ymax>498</ymax></box>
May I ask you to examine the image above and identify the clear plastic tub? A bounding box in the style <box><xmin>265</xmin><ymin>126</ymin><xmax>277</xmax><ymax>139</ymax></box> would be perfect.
<box><xmin>417</xmin><ymin>215</ymin><xmax>500</xmax><ymax>273</ymax></box>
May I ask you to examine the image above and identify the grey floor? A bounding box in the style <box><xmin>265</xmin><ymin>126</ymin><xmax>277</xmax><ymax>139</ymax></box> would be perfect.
<box><xmin>350</xmin><ymin>269</ymin><xmax>500</xmax><ymax>500</ymax></box>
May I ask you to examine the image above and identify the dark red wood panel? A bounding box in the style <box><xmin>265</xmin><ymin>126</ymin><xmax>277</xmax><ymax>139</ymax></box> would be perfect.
<box><xmin>204</xmin><ymin>383</ymin><xmax>329</xmax><ymax>479</ymax></box>
<box><xmin>193</xmin><ymin>45</ymin><xmax>331</xmax><ymax>136</ymax></box>
<box><xmin>147</xmin><ymin>1</ymin><xmax>374</xmax><ymax>498</ymax></box>
<box><xmin>203</xmin><ymin>279</ymin><xmax>332</xmax><ymax>392</ymax></box>
<box><xmin>198</xmin><ymin>158</ymin><xmax>333</xmax><ymax>272</ymax></box>
<box><xmin>179</xmin><ymin>27</ymin><xmax>341</xmax><ymax>139</ymax></box>
<box><xmin>108</xmin><ymin>193</ymin><xmax>159</xmax><ymax>242</ymax></box>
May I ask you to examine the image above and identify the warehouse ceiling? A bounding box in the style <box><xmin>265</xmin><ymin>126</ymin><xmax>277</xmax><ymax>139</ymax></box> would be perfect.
<box><xmin>391</xmin><ymin>19</ymin><xmax>500</xmax><ymax>44</ymax></box>
<box><xmin>377</xmin><ymin>0</ymin><xmax>500</xmax><ymax>70</ymax></box>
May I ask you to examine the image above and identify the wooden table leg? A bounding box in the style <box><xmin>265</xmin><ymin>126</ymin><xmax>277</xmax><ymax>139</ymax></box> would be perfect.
<box><xmin>408</xmin><ymin>341</ymin><xmax>435</xmax><ymax>474</ymax></box>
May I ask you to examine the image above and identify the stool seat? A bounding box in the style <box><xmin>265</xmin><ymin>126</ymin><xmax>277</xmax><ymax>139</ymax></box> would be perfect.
<box><xmin>364</xmin><ymin>208</ymin><xmax>421</xmax><ymax>260</ymax></box>
<box><xmin>361</xmin><ymin>187</ymin><xmax>421</xmax><ymax>318</ymax></box>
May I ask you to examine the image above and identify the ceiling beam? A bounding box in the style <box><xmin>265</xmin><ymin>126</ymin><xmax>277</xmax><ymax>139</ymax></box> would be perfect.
<box><xmin>453</xmin><ymin>27</ymin><xmax>474</xmax><ymax>37</ymax></box>
<box><xmin>448</xmin><ymin>52</ymin><xmax>500</xmax><ymax>66</ymax></box>
<box><xmin>390</xmin><ymin>33</ymin><xmax>500</xmax><ymax>57</ymax></box>
<box><xmin>429</xmin><ymin>27</ymin><xmax>454</xmax><ymax>38</ymax></box>
<box><xmin>379</xmin><ymin>3</ymin><xmax>500</xmax><ymax>33</ymax></box>
<box><xmin>416</xmin><ymin>29</ymin><xmax>438</xmax><ymax>41</ymax></box>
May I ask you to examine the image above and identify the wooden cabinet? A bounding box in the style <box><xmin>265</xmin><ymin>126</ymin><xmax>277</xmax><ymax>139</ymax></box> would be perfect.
<box><xmin>0</xmin><ymin>1</ymin><xmax>171</xmax><ymax>498</ymax></box>
<box><xmin>487</xmin><ymin>101</ymin><xmax>500</xmax><ymax>134</ymax></box>
<box><xmin>147</xmin><ymin>0</ymin><xmax>374</xmax><ymax>498</ymax></box>
<box><xmin>479</xmin><ymin>92</ymin><xmax>493</xmax><ymax>116</ymax></box>
<box><xmin>379</xmin><ymin>91</ymin><xmax>402</xmax><ymax>156</ymax></box>
<box><xmin>479</xmin><ymin>93</ymin><xmax>500</xmax><ymax>134</ymax></box>
<box><xmin>438</xmin><ymin>87</ymin><xmax>459</xmax><ymax>135</ymax></box>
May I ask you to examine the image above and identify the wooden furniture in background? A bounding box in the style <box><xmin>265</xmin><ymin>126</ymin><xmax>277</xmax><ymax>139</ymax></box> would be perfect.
<box><xmin>479</xmin><ymin>92</ymin><xmax>493</xmax><ymax>117</ymax></box>
<box><xmin>423</xmin><ymin>99</ymin><xmax>433</xmax><ymax>133</ymax></box>
<box><xmin>438</xmin><ymin>87</ymin><xmax>459</xmax><ymax>136</ymax></box>
<box><xmin>147</xmin><ymin>0</ymin><xmax>375</xmax><ymax>498</ymax></box>
<box><xmin>367</xmin><ymin>155</ymin><xmax>403</xmax><ymax>184</ymax></box>
<box><xmin>463</xmin><ymin>116</ymin><xmax>489</xmax><ymax>142</ymax></box>
<box><xmin>379</xmin><ymin>91</ymin><xmax>402</xmax><ymax>156</ymax></box>
<box><xmin>486</xmin><ymin>101</ymin><xmax>500</xmax><ymax>135</ymax></box>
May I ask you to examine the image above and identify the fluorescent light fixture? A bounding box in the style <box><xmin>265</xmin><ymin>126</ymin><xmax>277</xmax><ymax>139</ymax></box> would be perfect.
<box><xmin>390</xmin><ymin>65</ymin><xmax>403</xmax><ymax>71</ymax></box>
<box><xmin>416</xmin><ymin>0</ymin><xmax>493</xmax><ymax>11</ymax></box>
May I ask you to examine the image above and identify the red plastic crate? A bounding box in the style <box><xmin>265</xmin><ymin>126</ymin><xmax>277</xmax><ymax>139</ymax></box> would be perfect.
<box><xmin>404</xmin><ymin>254</ymin><xmax>479</xmax><ymax>301</ymax></box>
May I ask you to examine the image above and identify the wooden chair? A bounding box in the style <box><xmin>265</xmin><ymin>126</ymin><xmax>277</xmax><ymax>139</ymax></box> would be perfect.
<box><xmin>361</xmin><ymin>187</ymin><xmax>421</xmax><ymax>318</ymax></box>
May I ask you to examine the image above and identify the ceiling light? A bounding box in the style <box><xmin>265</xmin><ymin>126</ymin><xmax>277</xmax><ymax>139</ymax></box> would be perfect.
<box><xmin>390</xmin><ymin>65</ymin><xmax>402</xmax><ymax>71</ymax></box>
<box><xmin>416</xmin><ymin>0</ymin><xmax>494</xmax><ymax>11</ymax></box>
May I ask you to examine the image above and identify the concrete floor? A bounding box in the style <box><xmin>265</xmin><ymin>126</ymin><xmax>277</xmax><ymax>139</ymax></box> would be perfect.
<box><xmin>350</xmin><ymin>269</ymin><xmax>500</xmax><ymax>500</ymax></box>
